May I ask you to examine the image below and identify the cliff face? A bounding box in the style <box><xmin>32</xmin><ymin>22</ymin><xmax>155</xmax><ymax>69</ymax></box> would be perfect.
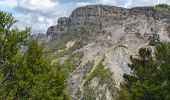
<box><xmin>47</xmin><ymin>5</ymin><xmax>168</xmax><ymax>36</ymax></box>
<box><xmin>43</xmin><ymin>4</ymin><xmax>170</xmax><ymax>100</ymax></box>
<box><xmin>47</xmin><ymin>5</ymin><xmax>127</xmax><ymax>35</ymax></box>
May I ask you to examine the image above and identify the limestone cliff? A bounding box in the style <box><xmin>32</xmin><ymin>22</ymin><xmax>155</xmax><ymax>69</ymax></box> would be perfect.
<box><xmin>42</xmin><ymin>4</ymin><xmax>170</xmax><ymax>100</ymax></box>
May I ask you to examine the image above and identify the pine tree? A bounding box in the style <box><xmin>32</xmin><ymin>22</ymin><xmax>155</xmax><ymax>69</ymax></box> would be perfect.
<box><xmin>117</xmin><ymin>43</ymin><xmax>170</xmax><ymax>100</ymax></box>
<box><xmin>0</xmin><ymin>11</ymin><xmax>70</xmax><ymax>99</ymax></box>
<box><xmin>14</xmin><ymin>40</ymin><xmax>69</xmax><ymax>99</ymax></box>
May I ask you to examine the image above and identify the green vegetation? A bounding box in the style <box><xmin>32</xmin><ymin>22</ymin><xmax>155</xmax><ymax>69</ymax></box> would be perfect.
<box><xmin>117</xmin><ymin>42</ymin><xmax>170</xmax><ymax>100</ymax></box>
<box><xmin>149</xmin><ymin>34</ymin><xmax>160</xmax><ymax>46</ymax></box>
<box><xmin>82</xmin><ymin>87</ymin><xmax>96</xmax><ymax>100</ymax></box>
<box><xmin>0</xmin><ymin>11</ymin><xmax>70</xmax><ymax>99</ymax></box>
<box><xmin>154</xmin><ymin>4</ymin><xmax>170</xmax><ymax>15</ymax></box>
<box><xmin>167</xmin><ymin>25</ymin><xmax>170</xmax><ymax>37</ymax></box>
<box><xmin>61</xmin><ymin>52</ymin><xmax>84</xmax><ymax>77</ymax></box>
<box><xmin>75</xmin><ymin>88</ymin><xmax>82</xmax><ymax>99</ymax></box>
<box><xmin>84</xmin><ymin>62</ymin><xmax>113</xmax><ymax>85</ymax></box>
<box><xmin>52</xmin><ymin>39</ymin><xmax>84</xmax><ymax>59</ymax></box>
<box><xmin>82</xmin><ymin>62</ymin><xmax>116</xmax><ymax>100</ymax></box>
<box><xmin>54</xmin><ymin>49</ymin><xmax>71</xmax><ymax>58</ymax></box>
<box><xmin>69</xmin><ymin>40</ymin><xmax>84</xmax><ymax>52</ymax></box>
<box><xmin>65</xmin><ymin>52</ymin><xmax>84</xmax><ymax>63</ymax></box>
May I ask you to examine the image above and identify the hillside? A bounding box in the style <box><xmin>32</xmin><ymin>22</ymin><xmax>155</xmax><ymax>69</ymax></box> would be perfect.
<box><xmin>38</xmin><ymin>4</ymin><xmax>170</xmax><ymax>100</ymax></box>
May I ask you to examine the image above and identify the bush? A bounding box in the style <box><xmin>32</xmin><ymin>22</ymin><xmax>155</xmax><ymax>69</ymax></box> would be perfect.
<box><xmin>69</xmin><ymin>40</ymin><xmax>84</xmax><ymax>52</ymax></box>
<box><xmin>84</xmin><ymin>62</ymin><xmax>113</xmax><ymax>85</ymax></box>
<box><xmin>54</xmin><ymin>49</ymin><xmax>71</xmax><ymax>58</ymax></box>
<box><xmin>154</xmin><ymin>4</ymin><xmax>170</xmax><ymax>15</ymax></box>
<box><xmin>62</xmin><ymin>52</ymin><xmax>84</xmax><ymax>77</ymax></box>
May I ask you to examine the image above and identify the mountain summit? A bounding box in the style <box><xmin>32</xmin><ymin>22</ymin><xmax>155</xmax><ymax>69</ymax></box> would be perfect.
<box><xmin>38</xmin><ymin>4</ymin><xmax>170</xmax><ymax>100</ymax></box>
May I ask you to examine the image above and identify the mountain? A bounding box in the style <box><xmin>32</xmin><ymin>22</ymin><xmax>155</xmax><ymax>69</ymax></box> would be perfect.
<box><xmin>39</xmin><ymin>4</ymin><xmax>170</xmax><ymax>100</ymax></box>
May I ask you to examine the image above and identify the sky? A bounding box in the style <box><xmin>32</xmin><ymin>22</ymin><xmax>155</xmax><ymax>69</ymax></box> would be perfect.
<box><xmin>0</xmin><ymin>0</ymin><xmax>170</xmax><ymax>34</ymax></box>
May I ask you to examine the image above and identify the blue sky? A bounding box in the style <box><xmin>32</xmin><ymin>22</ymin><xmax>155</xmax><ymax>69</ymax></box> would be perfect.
<box><xmin>0</xmin><ymin>0</ymin><xmax>170</xmax><ymax>33</ymax></box>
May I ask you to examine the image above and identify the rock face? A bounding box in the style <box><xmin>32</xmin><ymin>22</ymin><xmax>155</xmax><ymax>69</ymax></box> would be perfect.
<box><xmin>43</xmin><ymin>4</ymin><xmax>170</xmax><ymax>100</ymax></box>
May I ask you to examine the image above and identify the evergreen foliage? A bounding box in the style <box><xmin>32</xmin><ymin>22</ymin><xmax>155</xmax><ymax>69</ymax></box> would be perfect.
<box><xmin>0</xmin><ymin>11</ymin><xmax>70</xmax><ymax>99</ymax></box>
<box><xmin>85</xmin><ymin>62</ymin><xmax>113</xmax><ymax>85</ymax></box>
<box><xmin>117</xmin><ymin>42</ymin><xmax>170</xmax><ymax>100</ymax></box>
<box><xmin>154</xmin><ymin>4</ymin><xmax>170</xmax><ymax>15</ymax></box>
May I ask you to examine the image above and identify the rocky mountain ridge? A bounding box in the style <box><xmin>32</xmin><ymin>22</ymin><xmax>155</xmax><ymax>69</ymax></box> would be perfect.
<box><xmin>39</xmin><ymin>4</ymin><xmax>170</xmax><ymax>100</ymax></box>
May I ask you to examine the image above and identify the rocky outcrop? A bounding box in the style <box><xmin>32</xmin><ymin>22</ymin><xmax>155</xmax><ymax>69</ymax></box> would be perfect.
<box><xmin>43</xmin><ymin>4</ymin><xmax>170</xmax><ymax>100</ymax></box>
<box><xmin>47</xmin><ymin>5</ymin><xmax>127</xmax><ymax>36</ymax></box>
<box><xmin>46</xmin><ymin>5</ymin><xmax>169</xmax><ymax>37</ymax></box>
<box><xmin>70</xmin><ymin>5</ymin><xmax>127</xmax><ymax>17</ymax></box>
<box><xmin>45</xmin><ymin>5</ymin><xmax>170</xmax><ymax>50</ymax></box>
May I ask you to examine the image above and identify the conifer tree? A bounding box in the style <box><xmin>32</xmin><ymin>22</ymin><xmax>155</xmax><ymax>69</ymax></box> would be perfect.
<box><xmin>0</xmin><ymin>11</ymin><xmax>70</xmax><ymax>99</ymax></box>
<box><xmin>117</xmin><ymin>43</ymin><xmax>170</xmax><ymax>100</ymax></box>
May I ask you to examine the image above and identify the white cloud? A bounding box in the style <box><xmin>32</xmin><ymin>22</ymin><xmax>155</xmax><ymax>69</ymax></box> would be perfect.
<box><xmin>0</xmin><ymin>0</ymin><xmax>17</xmax><ymax>8</ymax></box>
<box><xmin>164</xmin><ymin>0</ymin><xmax>170</xmax><ymax>4</ymax></box>
<box><xmin>1</xmin><ymin>0</ymin><xmax>170</xmax><ymax>34</ymax></box>
<box><xmin>75</xmin><ymin>2</ymin><xmax>91</xmax><ymax>7</ymax></box>
<box><xmin>98</xmin><ymin>0</ymin><xmax>116</xmax><ymax>5</ymax></box>
<box><xmin>131</xmin><ymin>0</ymin><xmax>158</xmax><ymax>7</ymax></box>
<box><xmin>126</xmin><ymin>0</ymin><xmax>170</xmax><ymax>7</ymax></box>
<box><xmin>15</xmin><ymin>13</ymin><xmax>58</xmax><ymax>33</ymax></box>
<box><xmin>18</xmin><ymin>0</ymin><xmax>63</xmax><ymax>16</ymax></box>
<box><xmin>124</xmin><ymin>0</ymin><xmax>132</xmax><ymax>8</ymax></box>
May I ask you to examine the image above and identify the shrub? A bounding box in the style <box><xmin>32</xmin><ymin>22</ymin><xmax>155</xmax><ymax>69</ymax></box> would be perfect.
<box><xmin>84</xmin><ymin>62</ymin><xmax>113</xmax><ymax>85</ymax></box>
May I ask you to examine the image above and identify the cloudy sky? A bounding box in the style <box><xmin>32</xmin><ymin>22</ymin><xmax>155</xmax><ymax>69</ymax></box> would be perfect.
<box><xmin>0</xmin><ymin>0</ymin><xmax>170</xmax><ymax>33</ymax></box>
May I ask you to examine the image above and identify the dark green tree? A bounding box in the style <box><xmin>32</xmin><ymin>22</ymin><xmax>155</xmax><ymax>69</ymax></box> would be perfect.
<box><xmin>117</xmin><ymin>42</ymin><xmax>170</xmax><ymax>100</ymax></box>
<box><xmin>0</xmin><ymin>11</ymin><xmax>31</xmax><ymax>99</ymax></box>
<box><xmin>0</xmin><ymin>11</ymin><xmax>70</xmax><ymax>99</ymax></box>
